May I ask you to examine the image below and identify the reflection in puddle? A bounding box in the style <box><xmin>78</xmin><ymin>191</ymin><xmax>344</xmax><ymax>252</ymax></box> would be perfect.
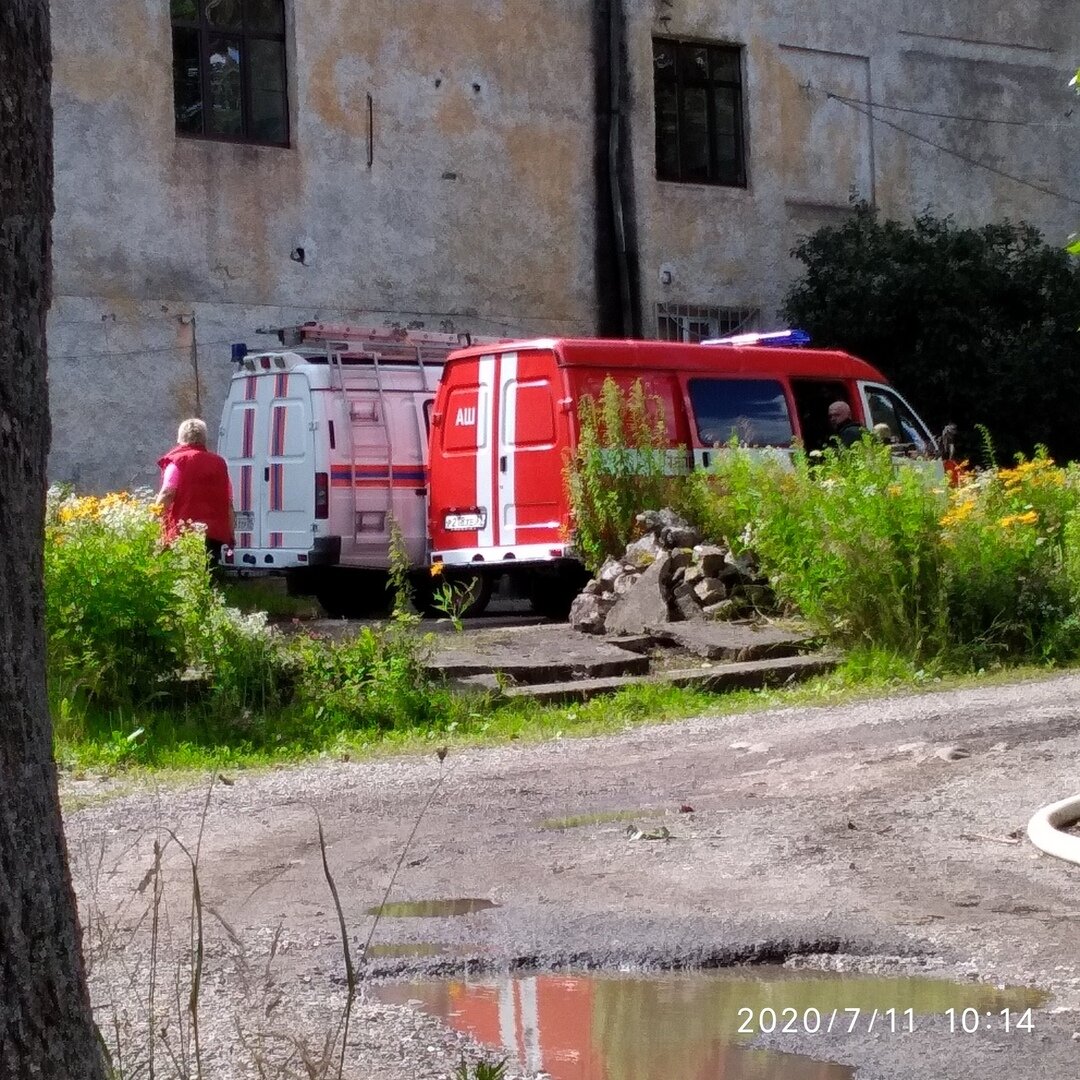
<box><xmin>373</xmin><ymin>968</ymin><xmax>1047</xmax><ymax>1080</ymax></box>
<box><xmin>365</xmin><ymin>898</ymin><xmax>499</xmax><ymax>918</ymax></box>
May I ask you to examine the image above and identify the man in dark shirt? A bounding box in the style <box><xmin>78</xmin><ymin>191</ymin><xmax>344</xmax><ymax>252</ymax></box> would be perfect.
<box><xmin>828</xmin><ymin>401</ymin><xmax>866</xmax><ymax>448</ymax></box>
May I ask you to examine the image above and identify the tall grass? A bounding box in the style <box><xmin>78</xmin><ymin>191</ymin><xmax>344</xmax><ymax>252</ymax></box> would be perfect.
<box><xmin>700</xmin><ymin>443</ymin><xmax>1080</xmax><ymax>666</ymax></box>
<box><xmin>562</xmin><ymin>385</ymin><xmax>1080</xmax><ymax>668</ymax></box>
<box><xmin>565</xmin><ymin>377</ymin><xmax>686</xmax><ymax>571</ymax></box>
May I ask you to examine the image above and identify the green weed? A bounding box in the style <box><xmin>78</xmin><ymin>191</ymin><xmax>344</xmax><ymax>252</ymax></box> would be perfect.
<box><xmin>455</xmin><ymin>1057</ymin><xmax>507</xmax><ymax>1080</ymax></box>
<box><xmin>565</xmin><ymin>377</ymin><xmax>685</xmax><ymax>571</ymax></box>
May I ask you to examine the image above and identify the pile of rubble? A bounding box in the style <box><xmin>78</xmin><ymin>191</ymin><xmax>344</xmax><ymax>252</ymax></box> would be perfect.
<box><xmin>569</xmin><ymin>508</ymin><xmax>776</xmax><ymax>636</ymax></box>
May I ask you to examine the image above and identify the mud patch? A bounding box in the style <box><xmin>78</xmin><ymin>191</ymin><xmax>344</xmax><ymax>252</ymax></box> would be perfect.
<box><xmin>364</xmin><ymin>943</ymin><xmax>482</xmax><ymax>958</ymax></box>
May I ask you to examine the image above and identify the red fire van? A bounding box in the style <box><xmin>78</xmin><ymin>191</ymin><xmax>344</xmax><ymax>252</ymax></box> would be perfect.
<box><xmin>426</xmin><ymin>334</ymin><xmax>938</xmax><ymax>612</ymax></box>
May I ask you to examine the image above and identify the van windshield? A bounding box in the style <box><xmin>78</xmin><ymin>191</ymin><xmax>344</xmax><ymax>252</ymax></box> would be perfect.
<box><xmin>688</xmin><ymin>378</ymin><xmax>794</xmax><ymax>447</ymax></box>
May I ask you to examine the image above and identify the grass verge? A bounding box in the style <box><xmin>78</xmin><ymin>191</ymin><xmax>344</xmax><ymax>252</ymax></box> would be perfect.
<box><xmin>54</xmin><ymin>648</ymin><xmax>1074</xmax><ymax>787</ymax></box>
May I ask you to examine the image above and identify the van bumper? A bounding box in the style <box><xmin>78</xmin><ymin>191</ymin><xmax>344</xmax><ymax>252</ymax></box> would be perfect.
<box><xmin>225</xmin><ymin>535</ymin><xmax>341</xmax><ymax>569</ymax></box>
<box><xmin>431</xmin><ymin>542</ymin><xmax>571</xmax><ymax>567</ymax></box>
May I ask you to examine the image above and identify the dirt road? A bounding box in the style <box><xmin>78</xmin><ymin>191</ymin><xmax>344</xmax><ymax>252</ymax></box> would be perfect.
<box><xmin>66</xmin><ymin>673</ymin><xmax>1080</xmax><ymax>1079</ymax></box>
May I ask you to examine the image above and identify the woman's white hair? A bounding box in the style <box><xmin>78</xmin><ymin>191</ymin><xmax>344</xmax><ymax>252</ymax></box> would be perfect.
<box><xmin>177</xmin><ymin>418</ymin><xmax>208</xmax><ymax>447</ymax></box>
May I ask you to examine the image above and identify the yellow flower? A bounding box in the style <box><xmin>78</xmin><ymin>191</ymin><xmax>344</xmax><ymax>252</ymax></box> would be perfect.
<box><xmin>998</xmin><ymin>510</ymin><xmax>1039</xmax><ymax>528</ymax></box>
<box><xmin>939</xmin><ymin>499</ymin><xmax>976</xmax><ymax>528</ymax></box>
<box><xmin>430</xmin><ymin>561</ymin><xmax>444</xmax><ymax>577</ymax></box>
<box><xmin>999</xmin><ymin>458</ymin><xmax>1063</xmax><ymax>490</ymax></box>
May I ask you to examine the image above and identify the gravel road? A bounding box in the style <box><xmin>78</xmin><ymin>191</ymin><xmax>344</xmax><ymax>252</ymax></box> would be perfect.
<box><xmin>65</xmin><ymin>672</ymin><xmax>1080</xmax><ymax>1079</ymax></box>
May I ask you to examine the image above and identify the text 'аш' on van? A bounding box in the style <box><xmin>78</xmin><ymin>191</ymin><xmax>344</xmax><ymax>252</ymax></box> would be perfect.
<box><xmin>217</xmin><ymin>323</ymin><xmax>504</xmax><ymax>618</ymax></box>
<box><xmin>426</xmin><ymin>332</ymin><xmax>940</xmax><ymax>616</ymax></box>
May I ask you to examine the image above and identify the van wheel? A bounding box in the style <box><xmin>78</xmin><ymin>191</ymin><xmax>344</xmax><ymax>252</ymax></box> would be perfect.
<box><xmin>411</xmin><ymin>571</ymin><xmax>493</xmax><ymax>619</ymax></box>
<box><xmin>313</xmin><ymin>569</ymin><xmax>393</xmax><ymax>619</ymax></box>
<box><xmin>527</xmin><ymin>565</ymin><xmax>590</xmax><ymax>620</ymax></box>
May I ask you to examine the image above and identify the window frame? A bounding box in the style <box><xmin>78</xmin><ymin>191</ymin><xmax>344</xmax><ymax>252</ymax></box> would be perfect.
<box><xmin>859</xmin><ymin>383</ymin><xmax>935</xmax><ymax>453</ymax></box>
<box><xmin>653</xmin><ymin>37</ymin><xmax>747</xmax><ymax>187</ymax></box>
<box><xmin>656</xmin><ymin>303</ymin><xmax>759</xmax><ymax>343</ymax></box>
<box><xmin>171</xmin><ymin>0</ymin><xmax>290</xmax><ymax>148</ymax></box>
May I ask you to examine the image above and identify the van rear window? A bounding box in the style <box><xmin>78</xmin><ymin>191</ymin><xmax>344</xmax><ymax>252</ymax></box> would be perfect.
<box><xmin>688</xmin><ymin>378</ymin><xmax>794</xmax><ymax>447</ymax></box>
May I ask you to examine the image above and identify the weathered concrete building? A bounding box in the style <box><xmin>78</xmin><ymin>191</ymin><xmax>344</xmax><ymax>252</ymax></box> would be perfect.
<box><xmin>49</xmin><ymin>0</ymin><xmax>1080</xmax><ymax>489</ymax></box>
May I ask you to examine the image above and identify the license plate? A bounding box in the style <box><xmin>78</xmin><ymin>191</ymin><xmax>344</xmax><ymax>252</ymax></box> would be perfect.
<box><xmin>444</xmin><ymin>510</ymin><xmax>486</xmax><ymax>531</ymax></box>
<box><xmin>235</xmin><ymin>511</ymin><xmax>254</xmax><ymax>532</ymax></box>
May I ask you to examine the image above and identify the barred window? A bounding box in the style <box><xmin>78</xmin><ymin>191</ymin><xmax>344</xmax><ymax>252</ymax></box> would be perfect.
<box><xmin>171</xmin><ymin>0</ymin><xmax>289</xmax><ymax>146</ymax></box>
<box><xmin>653</xmin><ymin>38</ymin><xmax>746</xmax><ymax>186</ymax></box>
<box><xmin>656</xmin><ymin>303</ymin><xmax>759</xmax><ymax>343</ymax></box>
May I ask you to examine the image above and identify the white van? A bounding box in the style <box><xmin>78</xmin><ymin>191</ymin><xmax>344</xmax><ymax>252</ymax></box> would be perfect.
<box><xmin>217</xmin><ymin>323</ymin><xmax>497</xmax><ymax>617</ymax></box>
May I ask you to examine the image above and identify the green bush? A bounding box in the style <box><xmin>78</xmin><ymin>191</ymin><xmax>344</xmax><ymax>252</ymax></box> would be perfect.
<box><xmin>45</xmin><ymin>488</ymin><xmax>289</xmax><ymax>712</ymax></box>
<box><xmin>703</xmin><ymin>443</ymin><xmax>1080</xmax><ymax>666</ymax></box>
<box><xmin>289</xmin><ymin>614</ymin><xmax>450</xmax><ymax>733</ymax></box>
<box><xmin>782</xmin><ymin>204</ymin><xmax>1080</xmax><ymax>462</ymax></box>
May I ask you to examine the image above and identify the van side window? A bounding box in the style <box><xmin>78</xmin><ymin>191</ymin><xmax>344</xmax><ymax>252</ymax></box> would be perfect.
<box><xmin>863</xmin><ymin>387</ymin><xmax>931</xmax><ymax>453</ymax></box>
<box><xmin>688</xmin><ymin>378</ymin><xmax>794</xmax><ymax>447</ymax></box>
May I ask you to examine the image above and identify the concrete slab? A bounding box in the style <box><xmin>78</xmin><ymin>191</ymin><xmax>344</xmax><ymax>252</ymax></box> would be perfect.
<box><xmin>502</xmin><ymin>652</ymin><xmax>838</xmax><ymax>703</ymax></box>
<box><xmin>427</xmin><ymin>625</ymin><xmax>651</xmax><ymax>684</ymax></box>
<box><xmin>649</xmin><ymin>621</ymin><xmax>813</xmax><ymax>662</ymax></box>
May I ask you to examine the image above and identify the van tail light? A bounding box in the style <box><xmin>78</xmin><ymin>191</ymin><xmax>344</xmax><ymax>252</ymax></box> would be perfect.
<box><xmin>315</xmin><ymin>472</ymin><xmax>329</xmax><ymax>519</ymax></box>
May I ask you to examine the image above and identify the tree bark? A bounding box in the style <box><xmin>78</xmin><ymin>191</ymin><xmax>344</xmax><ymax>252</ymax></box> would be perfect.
<box><xmin>0</xmin><ymin>4</ymin><xmax>106</xmax><ymax>1077</ymax></box>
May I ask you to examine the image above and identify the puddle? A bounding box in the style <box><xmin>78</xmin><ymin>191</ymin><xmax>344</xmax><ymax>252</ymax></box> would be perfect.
<box><xmin>539</xmin><ymin>809</ymin><xmax>666</xmax><ymax>831</ymax></box>
<box><xmin>373</xmin><ymin>968</ymin><xmax>1047</xmax><ymax>1080</ymax></box>
<box><xmin>365</xmin><ymin>898</ymin><xmax>499</xmax><ymax>918</ymax></box>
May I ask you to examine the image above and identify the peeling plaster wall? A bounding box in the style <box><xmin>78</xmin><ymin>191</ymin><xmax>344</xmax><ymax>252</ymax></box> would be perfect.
<box><xmin>628</xmin><ymin>0</ymin><xmax>1080</xmax><ymax>335</ymax></box>
<box><xmin>49</xmin><ymin>0</ymin><xmax>596</xmax><ymax>490</ymax></box>
<box><xmin>49</xmin><ymin>1</ymin><xmax>1080</xmax><ymax>488</ymax></box>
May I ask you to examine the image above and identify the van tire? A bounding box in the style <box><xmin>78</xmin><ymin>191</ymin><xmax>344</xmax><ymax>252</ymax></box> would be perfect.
<box><xmin>411</xmin><ymin>571</ymin><xmax>493</xmax><ymax>619</ymax></box>
<box><xmin>526</xmin><ymin>564</ymin><xmax>590</xmax><ymax>620</ymax></box>
<box><xmin>313</xmin><ymin>569</ymin><xmax>393</xmax><ymax>619</ymax></box>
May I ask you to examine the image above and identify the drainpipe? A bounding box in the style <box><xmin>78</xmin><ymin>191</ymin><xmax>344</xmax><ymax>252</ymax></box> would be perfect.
<box><xmin>607</xmin><ymin>0</ymin><xmax>635</xmax><ymax>337</ymax></box>
<box><xmin>594</xmin><ymin>0</ymin><xmax>640</xmax><ymax>337</ymax></box>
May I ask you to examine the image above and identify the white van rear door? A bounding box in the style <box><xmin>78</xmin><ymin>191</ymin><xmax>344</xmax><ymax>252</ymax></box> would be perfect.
<box><xmin>221</xmin><ymin>368</ymin><xmax>315</xmax><ymax>553</ymax></box>
<box><xmin>222</xmin><ymin>373</ymin><xmax>268</xmax><ymax>550</ymax></box>
<box><xmin>263</xmin><ymin>370</ymin><xmax>315</xmax><ymax>551</ymax></box>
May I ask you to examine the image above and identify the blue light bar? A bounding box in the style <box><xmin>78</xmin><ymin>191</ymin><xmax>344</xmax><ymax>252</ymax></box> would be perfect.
<box><xmin>231</xmin><ymin>342</ymin><xmax>249</xmax><ymax>362</ymax></box>
<box><xmin>702</xmin><ymin>328</ymin><xmax>811</xmax><ymax>348</ymax></box>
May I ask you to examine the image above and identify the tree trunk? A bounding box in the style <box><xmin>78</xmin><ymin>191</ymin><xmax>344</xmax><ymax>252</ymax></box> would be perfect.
<box><xmin>0</xmin><ymin>4</ymin><xmax>106</xmax><ymax>1077</ymax></box>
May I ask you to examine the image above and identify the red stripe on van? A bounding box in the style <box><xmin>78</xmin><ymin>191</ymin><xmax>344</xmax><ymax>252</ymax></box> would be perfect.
<box><xmin>242</xmin><ymin>408</ymin><xmax>255</xmax><ymax>458</ymax></box>
<box><xmin>239</xmin><ymin>464</ymin><xmax>253</xmax><ymax>513</ymax></box>
<box><xmin>274</xmin><ymin>372</ymin><xmax>289</xmax><ymax>399</ymax></box>
<box><xmin>244</xmin><ymin>377</ymin><xmax>257</xmax><ymax>402</ymax></box>
<box><xmin>269</xmin><ymin>464</ymin><xmax>284</xmax><ymax>510</ymax></box>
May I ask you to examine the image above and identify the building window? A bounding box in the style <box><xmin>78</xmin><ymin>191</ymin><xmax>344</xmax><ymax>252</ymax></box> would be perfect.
<box><xmin>657</xmin><ymin>303</ymin><xmax>759</xmax><ymax>343</ymax></box>
<box><xmin>653</xmin><ymin>38</ymin><xmax>745</xmax><ymax>186</ymax></box>
<box><xmin>171</xmin><ymin>0</ymin><xmax>289</xmax><ymax>146</ymax></box>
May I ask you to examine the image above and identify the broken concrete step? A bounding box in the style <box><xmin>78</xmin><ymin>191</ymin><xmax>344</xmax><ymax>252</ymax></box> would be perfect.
<box><xmin>501</xmin><ymin>652</ymin><xmax>838</xmax><ymax>704</ymax></box>
<box><xmin>643</xmin><ymin>621</ymin><xmax>814</xmax><ymax>662</ymax></box>
<box><xmin>431</xmin><ymin>653</ymin><xmax>650</xmax><ymax>684</ymax></box>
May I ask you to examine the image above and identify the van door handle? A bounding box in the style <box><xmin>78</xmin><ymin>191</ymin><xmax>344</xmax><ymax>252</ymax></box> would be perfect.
<box><xmin>264</xmin><ymin>467</ymin><xmax>270</xmax><ymax>481</ymax></box>
<box><xmin>499</xmin><ymin>455</ymin><xmax>507</xmax><ymax>473</ymax></box>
